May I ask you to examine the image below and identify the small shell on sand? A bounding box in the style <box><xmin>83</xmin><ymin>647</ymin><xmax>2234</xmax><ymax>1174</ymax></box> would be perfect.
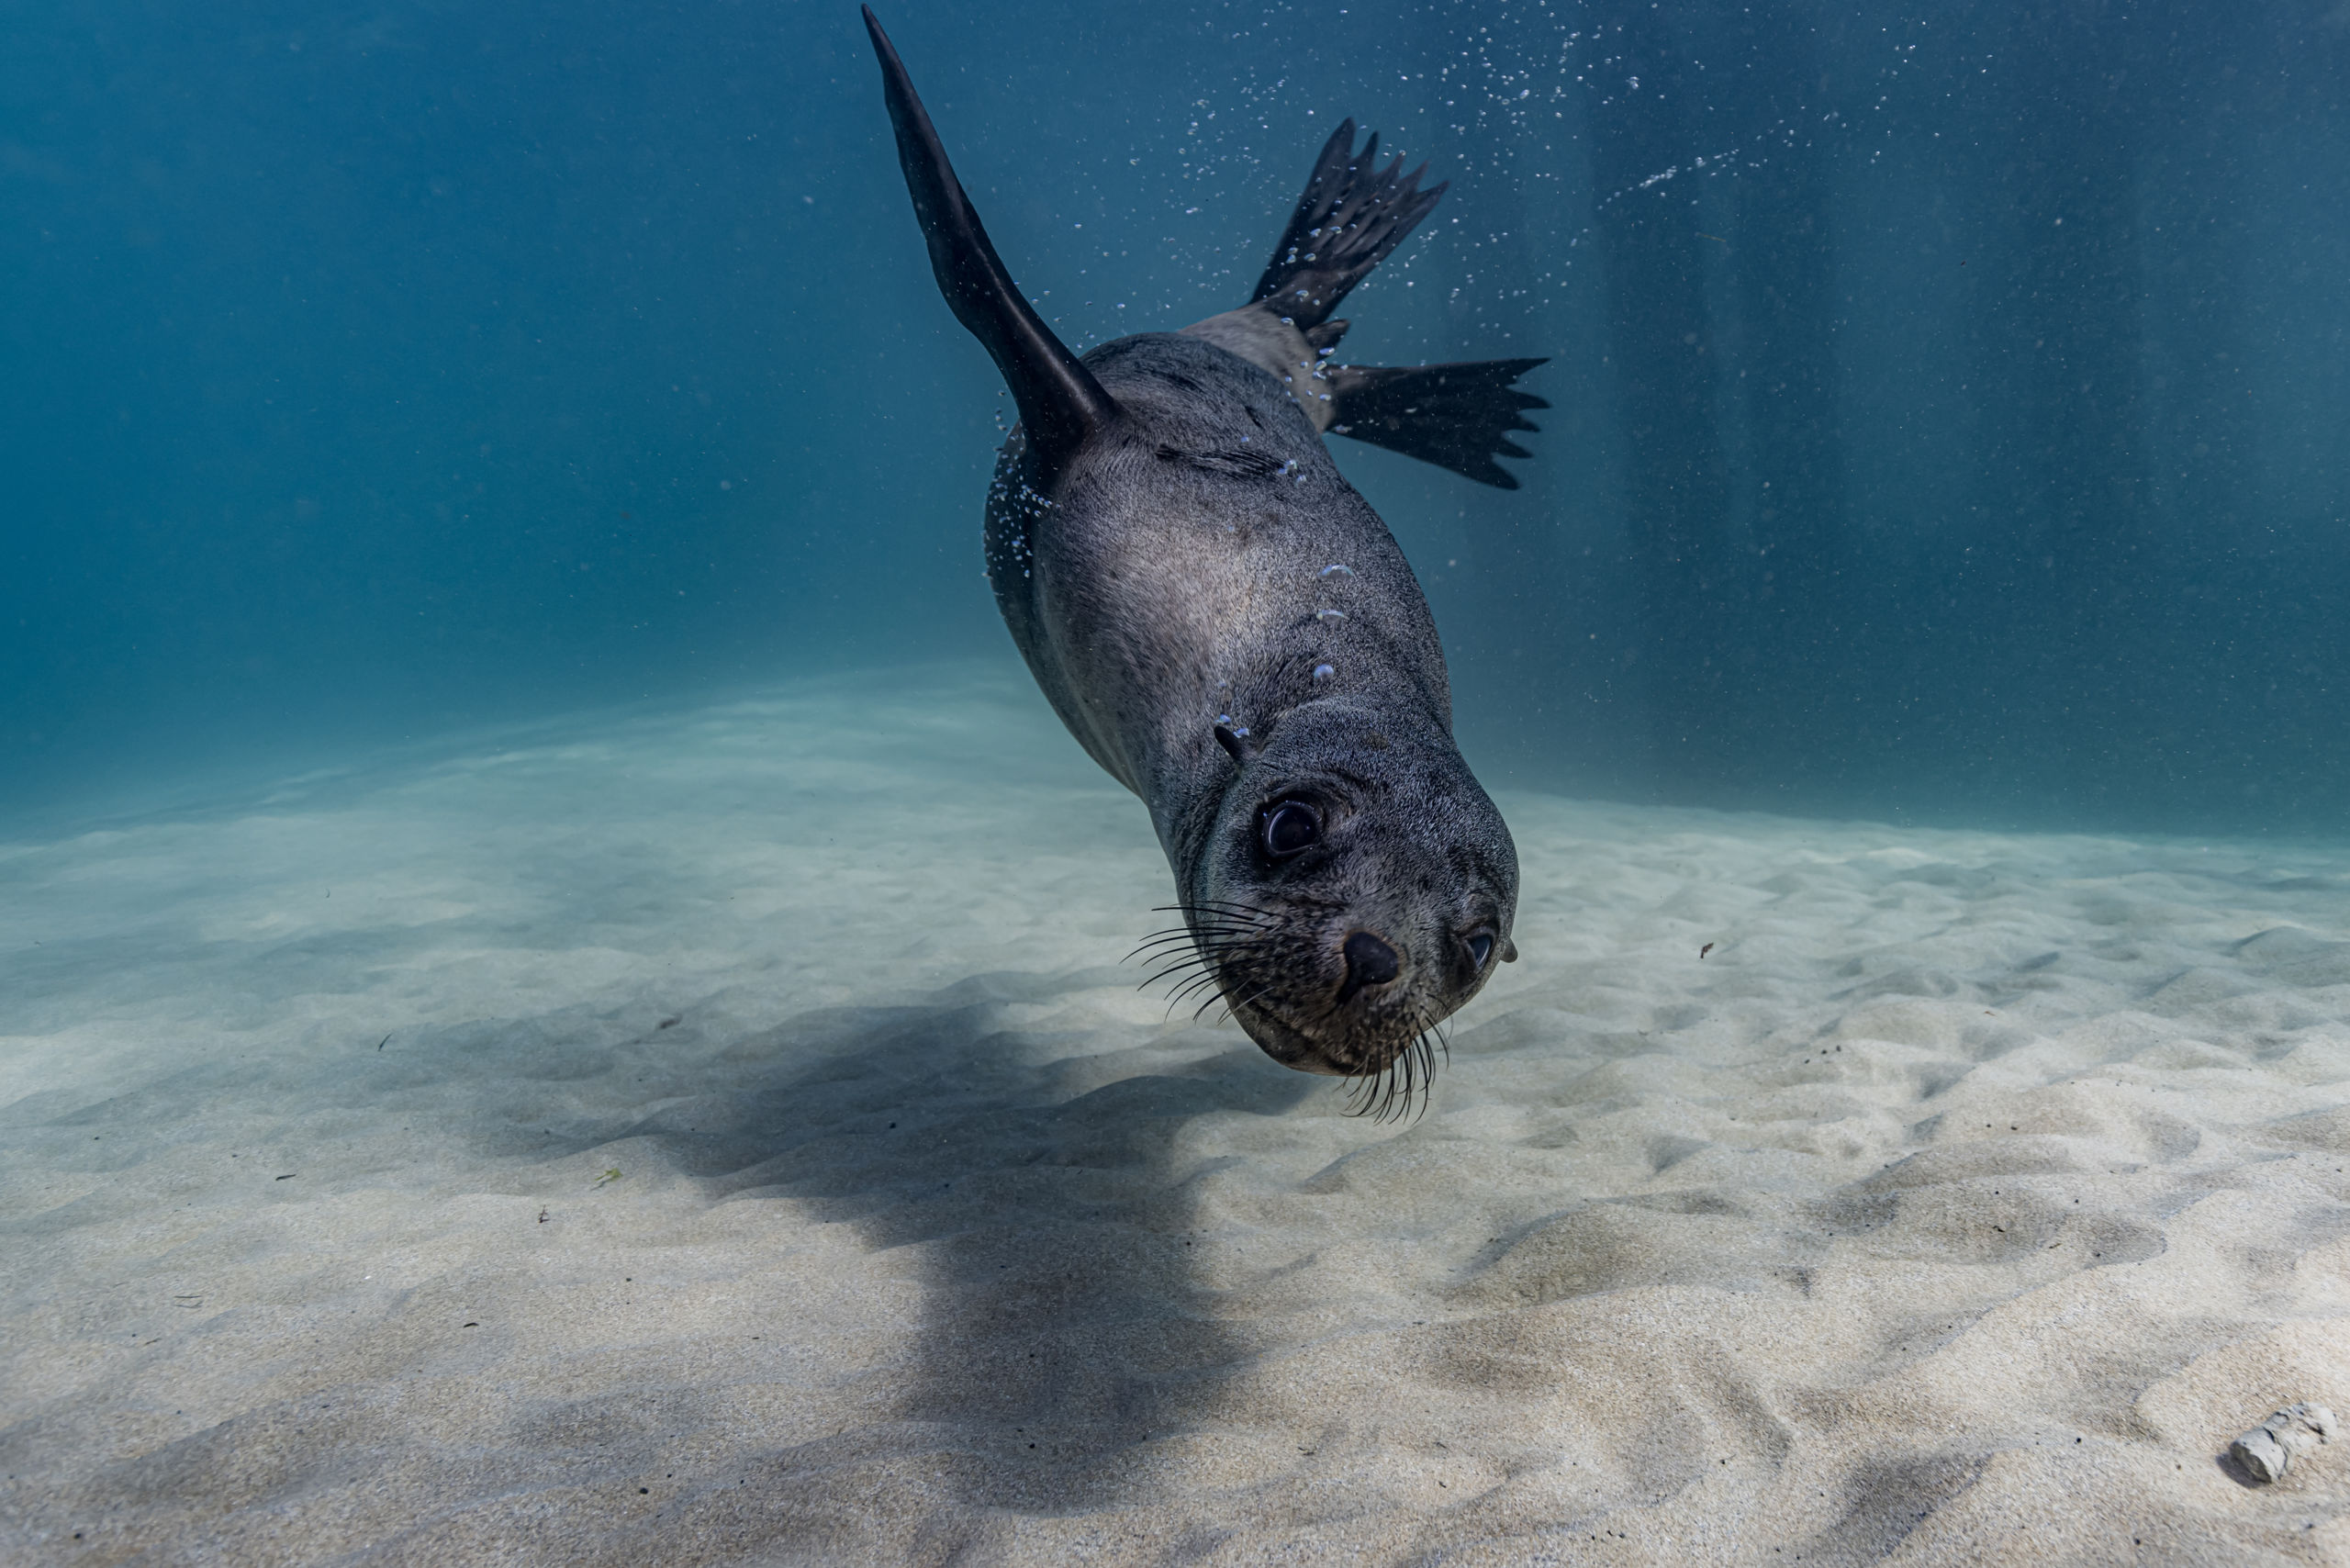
<box><xmin>2228</xmin><ymin>1403</ymin><xmax>2337</xmax><ymax>1484</ymax></box>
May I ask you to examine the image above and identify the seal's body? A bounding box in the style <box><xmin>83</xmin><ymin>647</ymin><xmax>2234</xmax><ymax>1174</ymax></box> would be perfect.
<box><xmin>864</xmin><ymin>9</ymin><xmax>1541</xmax><ymax>1104</ymax></box>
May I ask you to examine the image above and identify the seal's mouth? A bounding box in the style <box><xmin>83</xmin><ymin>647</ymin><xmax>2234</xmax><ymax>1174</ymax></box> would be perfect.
<box><xmin>1134</xmin><ymin>900</ymin><xmax>1462</xmax><ymax>1120</ymax></box>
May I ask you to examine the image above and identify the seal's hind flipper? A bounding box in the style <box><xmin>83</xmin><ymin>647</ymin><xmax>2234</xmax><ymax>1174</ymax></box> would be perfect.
<box><xmin>863</xmin><ymin>8</ymin><xmax>1120</xmax><ymax>482</ymax></box>
<box><xmin>1329</xmin><ymin>360</ymin><xmax>1549</xmax><ymax>489</ymax></box>
<box><xmin>1252</xmin><ymin>121</ymin><xmax>1446</xmax><ymax>329</ymax></box>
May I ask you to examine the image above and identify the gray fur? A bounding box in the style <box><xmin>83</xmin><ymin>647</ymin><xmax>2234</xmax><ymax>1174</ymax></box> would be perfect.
<box><xmin>860</xmin><ymin>7</ymin><xmax>1520</xmax><ymax>1091</ymax></box>
<box><xmin>1178</xmin><ymin>308</ymin><xmax>1338</xmax><ymax>431</ymax></box>
<box><xmin>985</xmin><ymin>330</ymin><xmax>1518</xmax><ymax>1082</ymax></box>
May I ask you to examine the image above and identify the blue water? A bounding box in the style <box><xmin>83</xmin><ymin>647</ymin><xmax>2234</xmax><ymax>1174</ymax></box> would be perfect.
<box><xmin>5</xmin><ymin>0</ymin><xmax>2345</xmax><ymax>834</ymax></box>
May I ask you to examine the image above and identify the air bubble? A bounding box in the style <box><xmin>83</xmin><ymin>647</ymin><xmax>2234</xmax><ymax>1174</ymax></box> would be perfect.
<box><xmin>1318</xmin><ymin>564</ymin><xmax>1354</xmax><ymax>577</ymax></box>
<box><xmin>1313</xmin><ymin>664</ymin><xmax>1336</xmax><ymax>680</ymax></box>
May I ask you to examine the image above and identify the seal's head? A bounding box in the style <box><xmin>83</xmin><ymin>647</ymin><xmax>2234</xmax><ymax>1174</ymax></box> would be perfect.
<box><xmin>1165</xmin><ymin>702</ymin><xmax>1518</xmax><ymax>1112</ymax></box>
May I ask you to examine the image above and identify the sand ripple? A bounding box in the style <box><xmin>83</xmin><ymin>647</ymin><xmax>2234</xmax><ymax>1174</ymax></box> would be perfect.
<box><xmin>3</xmin><ymin>666</ymin><xmax>2346</xmax><ymax>1563</ymax></box>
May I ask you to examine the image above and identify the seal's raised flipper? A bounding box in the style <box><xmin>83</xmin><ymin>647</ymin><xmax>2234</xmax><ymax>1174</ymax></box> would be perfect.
<box><xmin>1328</xmin><ymin>359</ymin><xmax>1550</xmax><ymax>489</ymax></box>
<box><xmin>863</xmin><ymin>7</ymin><xmax>1120</xmax><ymax>483</ymax></box>
<box><xmin>1252</xmin><ymin>121</ymin><xmax>1446</xmax><ymax>329</ymax></box>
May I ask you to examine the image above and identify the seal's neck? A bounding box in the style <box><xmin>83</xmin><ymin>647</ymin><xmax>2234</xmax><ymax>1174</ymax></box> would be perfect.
<box><xmin>1179</xmin><ymin>307</ymin><xmax>1338</xmax><ymax>431</ymax></box>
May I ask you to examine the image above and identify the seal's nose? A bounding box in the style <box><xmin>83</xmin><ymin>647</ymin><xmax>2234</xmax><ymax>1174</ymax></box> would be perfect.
<box><xmin>1339</xmin><ymin>930</ymin><xmax>1402</xmax><ymax>1000</ymax></box>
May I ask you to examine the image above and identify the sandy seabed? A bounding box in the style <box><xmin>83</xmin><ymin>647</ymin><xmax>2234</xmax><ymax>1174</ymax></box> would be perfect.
<box><xmin>4</xmin><ymin>663</ymin><xmax>2347</xmax><ymax>1567</ymax></box>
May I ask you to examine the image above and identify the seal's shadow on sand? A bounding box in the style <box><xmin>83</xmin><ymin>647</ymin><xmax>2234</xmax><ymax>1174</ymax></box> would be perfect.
<box><xmin>599</xmin><ymin>968</ymin><xmax>1316</xmax><ymax>1535</ymax></box>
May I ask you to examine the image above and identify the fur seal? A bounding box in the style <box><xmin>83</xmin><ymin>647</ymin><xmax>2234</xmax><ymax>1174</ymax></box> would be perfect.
<box><xmin>863</xmin><ymin>10</ymin><xmax>1542</xmax><ymax>1111</ymax></box>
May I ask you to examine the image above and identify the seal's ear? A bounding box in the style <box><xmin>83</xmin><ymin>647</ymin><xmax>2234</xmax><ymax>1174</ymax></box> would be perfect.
<box><xmin>1501</xmin><ymin>938</ymin><xmax>1519</xmax><ymax>963</ymax></box>
<box><xmin>1214</xmin><ymin>723</ymin><xmax>1259</xmax><ymax>766</ymax></box>
<box><xmin>862</xmin><ymin>8</ymin><xmax>1121</xmax><ymax>486</ymax></box>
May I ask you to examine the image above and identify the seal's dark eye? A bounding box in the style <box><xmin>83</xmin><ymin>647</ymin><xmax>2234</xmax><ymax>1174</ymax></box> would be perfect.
<box><xmin>1259</xmin><ymin>800</ymin><xmax>1321</xmax><ymax>859</ymax></box>
<box><xmin>1466</xmin><ymin>932</ymin><xmax>1494</xmax><ymax>971</ymax></box>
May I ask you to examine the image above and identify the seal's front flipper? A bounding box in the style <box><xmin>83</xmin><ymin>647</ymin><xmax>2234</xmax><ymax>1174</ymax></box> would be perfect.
<box><xmin>1328</xmin><ymin>360</ymin><xmax>1549</xmax><ymax>489</ymax></box>
<box><xmin>862</xmin><ymin>8</ymin><xmax>1120</xmax><ymax>483</ymax></box>
<box><xmin>1253</xmin><ymin>121</ymin><xmax>1446</xmax><ymax>329</ymax></box>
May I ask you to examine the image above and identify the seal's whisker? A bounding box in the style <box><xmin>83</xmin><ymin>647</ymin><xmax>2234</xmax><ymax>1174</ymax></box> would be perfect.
<box><xmin>1380</xmin><ymin>1036</ymin><xmax>1429</xmax><ymax>1125</ymax></box>
<box><xmin>1132</xmin><ymin>935</ymin><xmax>1216</xmax><ymax>958</ymax></box>
<box><xmin>1196</xmin><ymin>968</ymin><xmax>1280</xmax><ymax>1017</ymax></box>
<box><xmin>1404</xmin><ymin>1037</ymin><xmax>1437</xmax><ymax>1123</ymax></box>
<box><xmin>1158</xmin><ymin>901</ymin><xmax>1283</xmax><ymax>924</ymax></box>
<box><xmin>1184</xmin><ymin>987</ymin><xmax>1240</xmax><ymax>1025</ymax></box>
<box><xmin>1128</xmin><ymin>932</ymin><xmax>1203</xmax><ymax>957</ymax></box>
<box><xmin>1131</xmin><ymin>925</ymin><xmax>1273</xmax><ymax>957</ymax></box>
<box><xmin>1129</xmin><ymin>921</ymin><xmax>1259</xmax><ymax>953</ymax></box>
<box><xmin>1385</xmin><ymin>1043</ymin><xmax>1416</xmax><ymax>1124</ymax></box>
<box><xmin>1200</xmin><ymin>980</ymin><xmax>1275</xmax><ymax>1025</ymax></box>
<box><xmin>1144</xmin><ymin>931</ymin><xmax>1282</xmax><ymax>970</ymax></box>
<box><xmin>1350</xmin><ymin>1057</ymin><xmax>1401</xmax><ymax>1122</ymax></box>
<box><xmin>1169</xmin><ymin>971</ymin><xmax>1230</xmax><ymax>1006</ymax></box>
<box><xmin>1134</xmin><ymin>924</ymin><xmax>1287</xmax><ymax>994</ymax></box>
<box><xmin>1155</xmin><ymin>912</ymin><xmax>1271</xmax><ymax>931</ymax></box>
<box><xmin>1140</xmin><ymin>947</ymin><xmax>1215</xmax><ymax>973</ymax></box>
<box><xmin>1152</xmin><ymin>968</ymin><xmax>1236</xmax><ymax>1001</ymax></box>
<box><xmin>1174</xmin><ymin>971</ymin><xmax>1271</xmax><ymax>1025</ymax></box>
<box><xmin>1337</xmin><ymin>1001</ymin><xmax>1443</xmax><ymax>1124</ymax></box>
<box><xmin>1160</xmin><ymin>987</ymin><xmax>1222</xmax><ymax>1025</ymax></box>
